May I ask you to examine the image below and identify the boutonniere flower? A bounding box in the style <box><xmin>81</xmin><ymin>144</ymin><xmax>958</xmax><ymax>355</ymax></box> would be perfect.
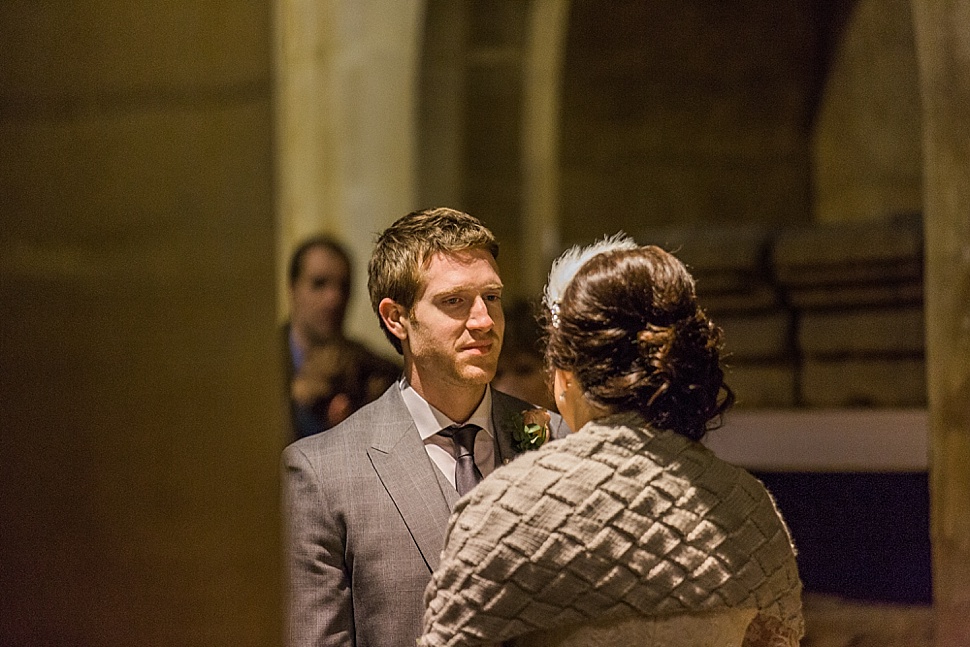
<box><xmin>512</xmin><ymin>408</ymin><xmax>551</xmax><ymax>453</ymax></box>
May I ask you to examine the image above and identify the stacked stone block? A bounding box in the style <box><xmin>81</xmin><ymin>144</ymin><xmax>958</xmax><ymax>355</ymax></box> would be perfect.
<box><xmin>639</xmin><ymin>225</ymin><xmax>797</xmax><ymax>408</ymax></box>
<box><xmin>774</xmin><ymin>213</ymin><xmax>925</xmax><ymax>407</ymax></box>
<box><xmin>639</xmin><ymin>213</ymin><xmax>925</xmax><ymax>409</ymax></box>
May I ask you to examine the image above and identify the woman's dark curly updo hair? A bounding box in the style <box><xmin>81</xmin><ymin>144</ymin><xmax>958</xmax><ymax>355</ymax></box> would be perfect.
<box><xmin>543</xmin><ymin>245</ymin><xmax>734</xmax><ymax>441</ymax></box>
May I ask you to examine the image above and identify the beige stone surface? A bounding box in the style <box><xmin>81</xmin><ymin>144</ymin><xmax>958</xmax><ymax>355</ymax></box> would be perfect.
<box><xmin>1</xmin><ymin>2</ymin><xmax>282</xmax><ymax>645</ymax></box>
<box><xmin>559</xmin><ymin>0</ymin><xmax>815</xmax><ymax>236</ymax></box>
<box><xmin>725</xmin><ymin>363</ymin><xmax>797</xmax><ymax>408</ymax></box>
<box><xmin>773</xmin><ymin>216</ymin><xmax>922</xmax><ymax>284</ymax></box>
<box><xmin>800</xmin><ymin>307</ymin><xmax>925</xmax><ymax>356</ymax></box>
<box><xmin>813</xmin><ymin>0</ymin><xmax>923</xmax><ymax>223</ymax></box>
<box><xmin>913</xmin><ymin>0</ymin><xmax>970</xmax><ymax>642</ymax></box>
<box><xmin>0</xmin><ymin>3</ymin><xmax>270</xmax><ymax>95</ymax></box>
<box><xmin>802</xmin><ymin>358</ymin><xmax>927</xmax><ymax>407</ymax></box>
<box><xmin>719</xmin><ymin>313</ymin><xmax>793</xmax><ymax>360</ymax></box>
<box><xmin>274</xmin><ymin>0</ymin><xmax>421</xmax><ymax>350</ymax></box>
<box><xmin>802</xmin><ymin>593</ymin><xmax>934</xmax><ymax>647</ymax></box>
<box><xmin>2</xmin><ymin>104</ymin><xmax>272</xmax><ymax>242</ymax></box>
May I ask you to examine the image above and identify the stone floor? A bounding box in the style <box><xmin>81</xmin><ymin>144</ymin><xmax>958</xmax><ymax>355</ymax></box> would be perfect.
<box><xmin>802</xmin><ymin>593</ymin><xmax>935</xmax><ymax>647</ymax></box>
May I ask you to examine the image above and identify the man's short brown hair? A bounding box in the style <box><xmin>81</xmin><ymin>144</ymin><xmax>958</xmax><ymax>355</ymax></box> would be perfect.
<box><xmin>367</xmin><ymin>207</ymin><xmax>499</xmax><ymax>354</ymax></box>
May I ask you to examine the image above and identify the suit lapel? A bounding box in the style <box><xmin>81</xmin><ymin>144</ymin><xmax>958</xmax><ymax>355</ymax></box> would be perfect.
<box><xmin>491</xmin><ymin>389</ymin><xmax>570</xmax><ymax>466</ymax></box>
<box><xmin>491</xmin><ymin>390</ymin><xmax>526</xmax><ymax>466</ymax></box>
<box><xmin>365</xmin><ymin>388</ymin><xmax>567</xmax><ymax>573</ymax></box>
<box><xmin>367</xmin><ymin>389</ymin><xmax>454</xmax><ymax>572</ymax></box>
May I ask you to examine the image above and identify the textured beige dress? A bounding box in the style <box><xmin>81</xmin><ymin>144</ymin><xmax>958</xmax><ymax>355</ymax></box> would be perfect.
<box><xmin>419</xmin><ymin>412</ymin><xmax>804</xmax><ymax>647</ymax></box>
<box><xmin>515</xmin><ymin>608</ymin><xmax>757</xmax><ymax>647</ymax></box>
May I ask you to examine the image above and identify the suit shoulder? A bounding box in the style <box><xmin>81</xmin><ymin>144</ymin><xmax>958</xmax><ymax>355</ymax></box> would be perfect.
<box><xmin>284</xmin><ymin>385</ymin><xmax>399</xmax><ymax>453</ymax></box>
<box><xmin>284</xmin><ymin>407</ymin><xmax>368</xmax><ymax>459</ymax></box>
<box><xmin>491</xmin><ymin>389</ymin><xmax>538</xmax><ymax>412</ymax></box>
<box><xmin>492</xmin><ymin>388</ymin><xmax>568</xmax><ymax>435</ymax></box>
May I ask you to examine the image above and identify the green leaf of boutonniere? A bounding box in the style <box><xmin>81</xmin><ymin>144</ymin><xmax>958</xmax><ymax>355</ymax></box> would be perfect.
<box><xmin>512</xmin><ymin>409</ymin><xmax>551</xmax><ymax>453</ymax></box>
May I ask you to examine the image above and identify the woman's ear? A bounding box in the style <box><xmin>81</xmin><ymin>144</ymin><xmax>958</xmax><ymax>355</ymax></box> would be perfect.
<box><xmin>378</xmin><ymin>298</ymin><xmax>408</xmax><ymax>342</ymax></box>
<box><xmin>553</xmin><ymin>369</ymin><xmax>572</xmax><ymax>401</ymax></box>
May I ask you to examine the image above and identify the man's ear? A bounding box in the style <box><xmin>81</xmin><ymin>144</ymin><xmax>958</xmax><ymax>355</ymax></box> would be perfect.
<box><xmin>378</xmin><ymin>298</ymin><xmax>408</xmax><ymax>342</ymax></box>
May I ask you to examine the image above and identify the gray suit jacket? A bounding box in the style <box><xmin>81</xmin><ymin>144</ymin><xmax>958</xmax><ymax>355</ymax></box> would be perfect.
<box><xmin>283</xmin><ymin>384</ymin><xmax>567</xmax><ymax>647</ymax></box>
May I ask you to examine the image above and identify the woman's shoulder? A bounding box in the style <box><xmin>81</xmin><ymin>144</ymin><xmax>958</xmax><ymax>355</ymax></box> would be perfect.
<box><xmin>449</xmin><ymin>420</ymin><xmax>651</xmax><ymax>533</ymax></box>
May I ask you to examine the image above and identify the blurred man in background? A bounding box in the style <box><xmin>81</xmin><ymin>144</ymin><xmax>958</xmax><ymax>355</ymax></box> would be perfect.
<box><xmin>283</xmin><ymin>234</ymin><xmax>399</xmax><ymax>439</ymax></box>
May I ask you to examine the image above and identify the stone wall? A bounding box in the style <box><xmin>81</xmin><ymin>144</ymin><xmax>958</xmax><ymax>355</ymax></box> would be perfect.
<box><xmin>640</xmin><ymin>213</ymin><xmax>925</xmax><ymax>408</ymax></box>
<box><xmin>559</xmin><ymin>0</ymin><xmax>822</xmax><ymax>242</ymax></box>
<box><xmin>813</xmin><ymin>0</ymin><xmax>923</xmax><ymax>223</ymax></box>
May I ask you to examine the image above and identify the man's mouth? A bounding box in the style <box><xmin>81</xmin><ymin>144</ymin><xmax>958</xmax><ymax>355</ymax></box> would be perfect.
<box><xmin>461</xmin><ymin>342</ymin><xmax>493</xmax><ymax>355</ymax></box>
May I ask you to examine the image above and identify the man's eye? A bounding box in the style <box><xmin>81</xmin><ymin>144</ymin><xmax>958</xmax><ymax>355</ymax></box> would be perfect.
<box><xmin>444</xmin><ymin>297</ymin><xmax>462</xmax><ymax>306</ymax></box>
<box><xmin>485</xmin><ymin>294</ymin><xmax>501</xmax><ymax>302</ymax></box>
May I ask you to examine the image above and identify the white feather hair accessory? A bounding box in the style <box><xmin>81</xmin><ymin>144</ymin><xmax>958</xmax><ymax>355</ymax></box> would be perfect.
<box><xmin>542</xmin><ymin>232</ymin><xmax>639</xmax><ymax>327</ymax></box>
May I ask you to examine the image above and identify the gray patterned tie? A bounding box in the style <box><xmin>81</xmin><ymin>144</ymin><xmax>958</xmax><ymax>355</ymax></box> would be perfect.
<box><xmin>441</xmin><ymin>424</ymin><xmax>484</xmax><ymax>496</ymax></box>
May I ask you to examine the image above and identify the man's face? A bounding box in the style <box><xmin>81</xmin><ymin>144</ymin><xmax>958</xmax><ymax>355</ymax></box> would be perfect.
<box><xmin>289</xmin><ymin>246</ymin><xmax>351</xmax><ymax>344</ymax></box>
<box><xmin>402</xmin><ymin>249</ymin><xmax>505</xmax><ymax>389</ymax></box>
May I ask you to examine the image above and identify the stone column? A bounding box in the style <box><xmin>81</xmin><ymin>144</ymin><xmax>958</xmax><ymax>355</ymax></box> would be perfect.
<box><xmin>911</xmin><ymin>1</ymin><xmax>970</xmax><ymax>644</ymax></box>
<box><xmin>275</xmin><ymin>0</ymin><xmax>423</xmax><ymax>351</ymax></box>
<box><xmin>0</xmin><ymin>2</ymin><xmax>282</xmax><ymax>645</ymax></box>
<box><xmin>522</xmin><ymin>0</ymin><xmax>570</xmax><ymax>296</ymax></box>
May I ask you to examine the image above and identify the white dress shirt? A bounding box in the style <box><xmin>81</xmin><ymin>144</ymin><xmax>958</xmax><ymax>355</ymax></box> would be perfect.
<box><xmin>399</xmin><ymin>378</ymin><xmax>497</xmax><ymax>489</ymax></box>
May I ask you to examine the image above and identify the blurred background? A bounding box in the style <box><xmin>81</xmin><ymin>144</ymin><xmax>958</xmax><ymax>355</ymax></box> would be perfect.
<box><xmin>2</xmin><ymin>0</ymin><xmax>967</xmax><ymax>645</ymax></box>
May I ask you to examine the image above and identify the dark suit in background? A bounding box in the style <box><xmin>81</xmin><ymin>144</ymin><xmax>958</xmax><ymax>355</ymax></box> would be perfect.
<box><xmin>282</xmin><ymin>322</ymin><xmax>399</xmax><ymax>439</ymax></box>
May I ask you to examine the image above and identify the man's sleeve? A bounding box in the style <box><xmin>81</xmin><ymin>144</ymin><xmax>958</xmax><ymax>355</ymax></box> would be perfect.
<box><xmin>282</xmin><ymin>445</ymin><xmax>355</xmax><ymax>647</ymax></box>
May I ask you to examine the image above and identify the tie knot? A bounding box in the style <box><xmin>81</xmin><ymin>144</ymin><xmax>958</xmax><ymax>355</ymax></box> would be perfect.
<box><xmin>442</xmin><ymin>424</ymin><xmax>480</xmax><ymax>458</ymax></box>
<box><xmin>440</xmin><ymin>424</ymin><xmax>484</xmax><ymax>496</ymax></box>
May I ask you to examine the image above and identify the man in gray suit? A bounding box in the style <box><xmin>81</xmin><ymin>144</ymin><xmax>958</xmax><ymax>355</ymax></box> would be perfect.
<box><xmin>283</xmin><ymin>207</ymin><xmax>566</xmax><ymax>647</ymax></box>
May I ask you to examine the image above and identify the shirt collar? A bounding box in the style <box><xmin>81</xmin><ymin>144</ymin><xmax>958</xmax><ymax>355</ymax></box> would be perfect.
<box><xmin>399</xmin><ymin>378</ymin><xmax>494</xmax><ymax>441</ymax></box>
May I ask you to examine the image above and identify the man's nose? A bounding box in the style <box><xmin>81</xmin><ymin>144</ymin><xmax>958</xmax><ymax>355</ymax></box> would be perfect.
<box><xmin>319</xmin><ymin>285</ymin><xmax>346</xmax><ymax>306</ymax></box>
<box><xmin>466</xmin><ymin>296</ymin><xmax>494</xmax><ymax>330</ymax></box>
